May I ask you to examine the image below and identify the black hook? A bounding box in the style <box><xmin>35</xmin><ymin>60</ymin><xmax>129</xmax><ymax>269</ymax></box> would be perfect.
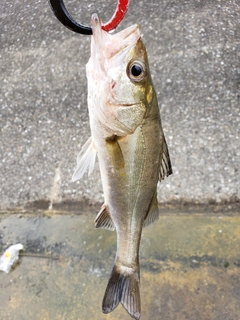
<box><xmin>48</xmin><ymin>0</ymin><xmax>129</xmax><ymax>35</ymax></box>
<box><xmin>48</xmin><ymin>0</ymin><xmax>92</xmax><ymax>35</ymax></box>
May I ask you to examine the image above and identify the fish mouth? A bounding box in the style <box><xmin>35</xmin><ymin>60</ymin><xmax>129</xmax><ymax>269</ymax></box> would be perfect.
<box><xmin>90</xmin><ymin>13</ymin><xmax>140</xmax><ymax>59</ymax></box>
<box><xmin>91</xmin><ymin>13</ymin><xmax>100</xmax><ymax>26</ymax></box>
<box><xmin>91</xmin><ymin>13</ymin><xmax>139</xmax><ymax>39</ymax></box>
<box><xmin>108</xmin><ymin>100</ymin><xmax>142</xmax><ymax>108</ymax></box>
<box><xmin>118</xmin><ymin>103</ymin><xmax>135</xmax><ymax>107</ymax></box>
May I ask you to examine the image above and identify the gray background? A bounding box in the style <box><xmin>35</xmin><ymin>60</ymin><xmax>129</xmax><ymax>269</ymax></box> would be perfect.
<box><xmin>0</xmin><ymin>0</ymin><xmax>239</xmax><ymax>210</ymax></box>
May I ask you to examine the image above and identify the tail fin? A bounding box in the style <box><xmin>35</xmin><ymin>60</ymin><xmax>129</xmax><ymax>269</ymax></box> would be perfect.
<box><xmin>102</xmin><ymin>265</ymin><xmax>141</xmax><ymax>320</ymax></box>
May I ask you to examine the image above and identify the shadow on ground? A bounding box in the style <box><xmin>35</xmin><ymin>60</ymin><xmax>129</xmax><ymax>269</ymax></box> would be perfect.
<box><xmin>0</xmin><ymin>204</ymin><xmax>240</xmax><ymax>320</ymax></box>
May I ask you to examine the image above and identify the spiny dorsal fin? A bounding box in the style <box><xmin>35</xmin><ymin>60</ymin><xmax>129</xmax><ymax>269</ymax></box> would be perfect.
<box><xmin>95</xmin><ymin>205</ymin><xmax>115</xmax><ymax>231</ymax></box>
<box><xmin>72</xmin><ymin>137</ymin><xmax>97</xmax><ymax>182</ymax></box>
<box><xmin>159</xmin><ymin>135</ymin><xmax>172</xmax><ymax>181</ymax></box>
<box><xmin>143</xmin><ymin>192</ymin><xmax>159</xmax><ymax>228</ymax></box>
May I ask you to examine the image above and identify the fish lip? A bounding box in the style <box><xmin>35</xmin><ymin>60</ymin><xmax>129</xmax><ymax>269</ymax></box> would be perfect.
<box><xmin>91</xmin><ymin>13</ymin><xmax>100</xmax><ymax>25</ymax></box>
<box><xmin>118</xmin><ymin>103</ymin><xmax>135</xmax><ymax>107</ymax></box>
<box><xmin>91</xmin><ymin>12</ymin><xmax>140</xmax><ymax>45</ymax></box>
<box><xmin>109</xmin><ymin>102</ymin><xmax>142</xmax><ymax>108</ymax></box>
<box><xmin>91</xmin><ymin>13</ymin><xmax>139</xmax><ymax>39</ymax></box>
<box><xmin>117</xmin><ymin>24</ymin><xmax>140</xmax><ymax>41</ymax></box>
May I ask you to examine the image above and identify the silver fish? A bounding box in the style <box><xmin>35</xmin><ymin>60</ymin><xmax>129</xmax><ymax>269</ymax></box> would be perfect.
<box><xmin>73</xmin><ymin>14</ymin><xmax>172</xmax><ymax>320</ymax></box>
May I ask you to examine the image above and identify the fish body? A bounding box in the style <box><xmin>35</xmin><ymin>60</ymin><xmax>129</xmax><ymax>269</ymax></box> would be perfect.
<box><xmin>73</xmin><ymin>14</ymin><xmax>172</xmax><ymax>320</ymax></box>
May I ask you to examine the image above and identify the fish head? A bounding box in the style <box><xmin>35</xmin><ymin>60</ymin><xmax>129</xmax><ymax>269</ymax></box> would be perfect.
<box><xmin>87</xmin><ymin>14</ymin><xmax>155</xmax><ymax>135</ymax></box>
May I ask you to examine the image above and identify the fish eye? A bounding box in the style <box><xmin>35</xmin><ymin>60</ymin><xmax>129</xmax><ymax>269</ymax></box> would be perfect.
<box><xmin>127</xmin><ymin>60</ymin><xmax>146</xmax><ymax>82</ymax></box>
<box><xmin>131</xmin><ymin>64</ymin><xmax>143</xmax><ymax>77</ymax></box>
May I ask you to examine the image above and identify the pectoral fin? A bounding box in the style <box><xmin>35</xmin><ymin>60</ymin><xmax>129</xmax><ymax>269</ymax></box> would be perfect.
<box><xmin>72</xmin><ymin>137</ymin><xmax>97</xmax><ymax>182</ymax></box>
<box><xmin>159</xmin><ymin>136</ymin><xmax>172</xmax><ymax>181</ymax></box>
<box><xmin>143</xmin><ymin>193</ymin><xmax>159</xmax><ymax>228</ymax></box>
<box><xmin>95</xmin><ymin>205</ymin><xmax>115</xmax><ymax>231</ymax></box>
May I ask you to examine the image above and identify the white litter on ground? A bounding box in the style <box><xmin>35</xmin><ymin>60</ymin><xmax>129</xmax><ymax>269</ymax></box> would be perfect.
<box><xmin>0</xmin><ymin>244</ymin><xmax>23</xmax><ymax>273</ymax></box>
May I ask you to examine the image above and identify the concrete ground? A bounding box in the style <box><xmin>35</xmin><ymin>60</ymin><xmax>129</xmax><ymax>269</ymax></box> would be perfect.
<box><xmin>1</xmin><ymin>2</ymin><xmax>240</xmax><ymax>318</ymax></box>
<box><xmin>1</xmin><ymin>0</ymin><xmax>240</xmax><ymax>209</ymax></box>
<box><xmin>0</xmin><ymin>204</ymin><xmax>240</xmax><ymax>320</ymax></box>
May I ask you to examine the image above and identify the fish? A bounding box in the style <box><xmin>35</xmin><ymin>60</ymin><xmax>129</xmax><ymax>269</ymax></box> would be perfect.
<box><xmin>72</xmin><ymin>13</ymin><xmax>172</xmax><ymax>320</ymax></box>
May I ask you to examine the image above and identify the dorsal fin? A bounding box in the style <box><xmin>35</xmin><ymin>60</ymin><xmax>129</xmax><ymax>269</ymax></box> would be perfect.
<box><xmin>143</xmin><ymin>192</ymin><xmax>159</xmax><ymax>228</ymax></box>
<box><xmin>159</xmin><ymin>136</ymin><xmax>172</xmax><ymax>181</ymax></box>
<box><xmin>72</xmin><ymin>137</ymin><xmax>97</xmax><ymax>182</ymax></box>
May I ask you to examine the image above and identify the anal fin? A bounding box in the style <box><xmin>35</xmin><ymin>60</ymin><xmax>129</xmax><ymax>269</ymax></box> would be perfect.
<box><xmin>95</xmin><ymin>205</ymin><xmax>115</xmax><ymax>231</ymax></box>
<box><xmin>143</xmin><ymin>193</ymin><xmax>159</xmax><ymax>228</ymax></box>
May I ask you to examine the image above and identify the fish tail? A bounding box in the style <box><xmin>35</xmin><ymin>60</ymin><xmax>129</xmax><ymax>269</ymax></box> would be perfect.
<box><xmin>102</xmin><ymin>264</ymin><xmax>141</xmax><ymax>319</ymax></box>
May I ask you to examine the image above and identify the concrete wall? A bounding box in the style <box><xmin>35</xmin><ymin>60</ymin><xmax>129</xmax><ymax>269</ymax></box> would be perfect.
<box><xmin>0</xmin><ymin>0</ymin><xmax>239</xmax><ymax>209</ymax></box>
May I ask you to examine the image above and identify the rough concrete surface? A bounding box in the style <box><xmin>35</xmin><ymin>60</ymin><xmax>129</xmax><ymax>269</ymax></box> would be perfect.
<box><xmin>0</xmin><ymin>207</ymin><xmax>240</xmax><ymax>320</ymax></box>
<box><xmin>0</xmin><ymin>0</ymin><xmax>240</xmax><ymax>209</ymax></box>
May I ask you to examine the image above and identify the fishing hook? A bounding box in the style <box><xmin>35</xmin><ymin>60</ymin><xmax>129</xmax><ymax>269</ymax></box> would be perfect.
<box><xmin>48</xmin><ymin>0</ymin><xmax>129</xmax><ymax>35</ymax></box>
